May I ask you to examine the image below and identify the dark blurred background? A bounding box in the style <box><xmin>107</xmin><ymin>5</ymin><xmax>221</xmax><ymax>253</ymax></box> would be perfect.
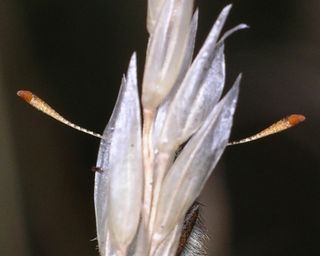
<box><xmin>0</xmin><ymin>0</ymin><xmax>319</xmax><ymax>255</ymax></box>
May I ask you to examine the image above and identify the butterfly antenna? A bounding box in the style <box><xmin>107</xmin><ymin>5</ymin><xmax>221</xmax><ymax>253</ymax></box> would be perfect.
<box><xmin>228</xmin><ymin>114</ymin><xmax>305</xmax><ymax>146</ymax></box>
<box><xmin>17</xmin><ymin>90</ymin><xmax>103</xmax><ymax>139</ymax></box>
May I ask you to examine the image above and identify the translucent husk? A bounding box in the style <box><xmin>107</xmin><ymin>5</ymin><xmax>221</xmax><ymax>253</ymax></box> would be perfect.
<box><xmin>94</xmin><ymin>1</ymin><xmax>245</xmax><ymax>255</ymax></box>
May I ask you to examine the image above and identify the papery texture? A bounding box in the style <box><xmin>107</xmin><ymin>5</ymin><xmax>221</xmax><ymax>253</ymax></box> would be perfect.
<box><xmin>154</xmin><ymin>75</ymin><xmax>241</xmax><ymax>241</ymax></box>
<box><xmin>142</xmin><ymin>0</ymin><xmax>194</xmax><ymax>109</ymax></box>
<box><xmin>157</xmin><ymin>43</ymin><xmax>226</xmax><ymax>151</ymax></box>
<box><xmin>154</xmin><ymin>5</ymin><xmax>233</xmax><ymax>151</ymax></box>
<box><xmin>95</xmin><ymin>138</ymin><xmax>111</xmax><ymax>256</ymax></box>
<box><xmin>95</xmin><ymin>1</ymin><xmax>245</xmax><ymax>254</ymax></box>
<box><xmin>147</xmin><ymin>0</ymin><xmax>166</xmax><ymax>33</ymax></box>
<box><xmin>152</xmin><ymin>10</ymin><xmax>198</xmax><ymax>146</ymax></box>
<box><xmin>95</xmin><ymin>53</ymin><xmax>143</xmax><ymax>254</ymax></box>
<box><xmin>156</xmin><ymin>7</ymin><xmax>247</xmax><ymax>151</ymax></box>
<box><xmin>153</xmin><ymin>224</ymin><xmax>182</xmax><ymax>255</ymax></box>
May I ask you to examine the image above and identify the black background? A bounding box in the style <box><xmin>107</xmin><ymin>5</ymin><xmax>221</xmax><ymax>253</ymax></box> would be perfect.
<box><xmin>0</xmin><ymin>0</ymin><xmax>319</xmax><ymax>255</ymax></box>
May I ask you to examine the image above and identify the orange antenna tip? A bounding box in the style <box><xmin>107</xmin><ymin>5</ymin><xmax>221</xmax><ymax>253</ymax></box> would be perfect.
<box><xmin>228</xmin><ymin>113</ymin><xmax>306</xmax><ymax>146</ymax></box>
<box><xmin>17</xmin><ymin>90</ymin><xmax>33</xmax><ymax>103</ymax></box>
<box><xmin>287</xmin><ymin>114</ymin><xmax>306</xmax><ymax>126</ymax></box>
<box><xmin>17</xmin><ymin>89</ymin><xmax>103</xmax><ymax>139</ymax></box>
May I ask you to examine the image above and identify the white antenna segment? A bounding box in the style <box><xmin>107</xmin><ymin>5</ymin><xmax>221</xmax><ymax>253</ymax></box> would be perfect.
<box><xmin>17</xmin><ymin>90</ymin><xmax>305</xmax><ymax>144</ymax></box>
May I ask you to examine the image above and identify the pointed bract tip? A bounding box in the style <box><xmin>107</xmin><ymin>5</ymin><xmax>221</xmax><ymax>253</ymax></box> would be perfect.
<box><xmin>288</xmin><ymin>114</ymin><xmax>306</xmax><ymax>126</ymax></box>
<box><xmin>220</xmin><ymin>4</ymin><xmax>232</xmax><ymax>17</ymax></box>
<box><xmin>234</xmin><ymin>73</ymin><xmax>242</xmax><ymax>84</ymax></box>
<box><xmin>17</xmin><ymin>90</ymin><xmax>33</xmax><ymax>103</ymax></box>
<box><xmin>130</xmin><ymin>52</ymin><xmax>137</xmax><ymax>62</ymax></box>
<box><xmin>224</xmin><ymin>4</ymin><xmax>233</xmax><ymax>11</ymax></box>
<box><xmin>239</xmin><ymin>23</ymin><xmax>250</xmax><ymax>29</ymax></box>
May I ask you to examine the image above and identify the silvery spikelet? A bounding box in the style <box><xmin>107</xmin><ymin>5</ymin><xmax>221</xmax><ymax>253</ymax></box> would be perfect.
<box><xmin>94</xmin><ymin>0</ymin><xmax>247</xmax><ymax>255</ymax></box>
